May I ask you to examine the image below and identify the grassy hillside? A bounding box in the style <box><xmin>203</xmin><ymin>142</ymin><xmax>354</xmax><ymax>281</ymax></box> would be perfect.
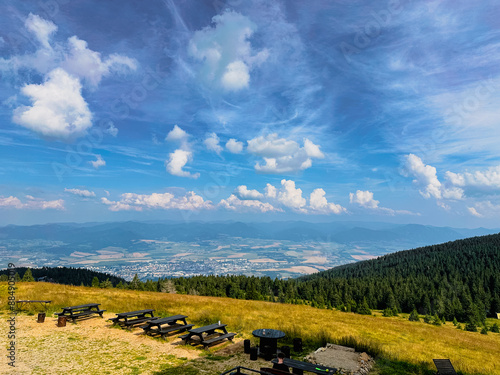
<box><xmin>1</xmin><ymin>282</ymin><xmax>499</xmax><ymax>374</ymax></box>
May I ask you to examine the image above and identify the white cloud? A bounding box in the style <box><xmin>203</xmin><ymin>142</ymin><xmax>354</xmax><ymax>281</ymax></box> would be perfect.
<box><xmin>102</xmin><ymin>191</ymin><xmax>213</xmax><ymax>211</ymax></box>
<box><xmin>234</xmin><ymin>185</ymin><xmax>263</xmax><ymax>200</ymax></box>
<box><xmin>468</xmin><ymin>206</ymin><xmax>483</xmax><ymax>217</ymax></box>
<box><xmin>402</xmin><ymin>154</ymin><xmax>464</xmax><ymax>204</ymax></box>
<box><xmin>62</xmin><ymin>36</ymin><xmax>137</xmax><ymax>87</ymax></box>
<box><xmin>277</xmin><ymin>179</ymin><xmax>307</xmax><ymax>211</ymax></box>
<box><xmin>303</xmin><ymin>139</ymin><xmax>325</xmax><ymax>158</ymax></box>
<box><xmin>165</xmin><ymin>125</ymin><xmax>189</xmax><ymax>142</ymax></box>
<box><xmin>248</xmin><ymin>134</ymin><xmax>324</xmax><ymax>173</ymax></box>
<box><xmin>188</xmin><ymin>10</ymin><xmax>268</xmax><ymax>91</ymax></box>
<box><xmin>25</xmin><ymin>13</ymin><xmax>57</xmax><ymax>49</ymax></box>
<box><xmin>64</xmin><ymin>188</ymin><xmax>96</xmax><ymax>198</ymax></box>
<box><xmin>3</xmin><ymin>14</ymin><xmax>136</xmax><ymax>141</ymax></box>
<box><xmin>349</xmin><ymin>190</ymin><xmax>379</xmax><ymax>209</ymax></box>
<box><xmin>104</xmin><ymin>123</ymin><xmax>118</xmax><ymax>137</ymax></box>
<box><xmin>0</xmin><ymin>195</ymin><xmax>64</xmax><ymax>210</ymax></box>
<box><xmin>349</xmin><ymin>189</ymin><xmax>417</xmax><ymax>216</ymax></box>
<box><xmin>226</xmin><ymin>138</ymin><xmax>243</xmax><ymax>153</ymax></box>
<box><xmin>221</xmin><ymin>60</ymin><xmax>250</xmax><ymax>91</ymax></box>
<box><xmin>90</xmin><ymin>155</ymin><xmax>106</xmax><ymax>169</ymax></box>
<box><xmin>310</xmin><ymin>188</ymin><xmax>346</xmax><ymax>214</ymax></box>
<box><xmin>264</xmin><ymin>183</ymin><xmax>277</xmax><ymax>198</ymax></box>
<box><xmin>403</xmin><ymin>154</ymin><xmax>442</xmax><ymax>199</ymax></box>
<box><xmin>219</xmin><ymin>194</ymin><xmax>279</xmax><ymax>213</ymax></box>
<box><xmin>13</xmin><ymin>68</ymin><xmax>92</xmax><ymax>140</ymax></box>
<box><xmin>445</xmin><ymin>166</ymin><xmax>500</xmax><ymax>190</ymax></box>
<box><xmin>204</xmin><ymin>133</ymin><xmax>223</xmax><ymax>154</ymax></box>
<box><xmin>165</xmin><ymin>149</ymin><xmax>199</xmax><ymax>179</ymax></box>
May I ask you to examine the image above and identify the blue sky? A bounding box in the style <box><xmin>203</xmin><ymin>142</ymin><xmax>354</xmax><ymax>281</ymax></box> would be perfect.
<box><xmin>1</xmin><ymin>0</ymin><xmax>500</xmax><ymax>227</ymax></box>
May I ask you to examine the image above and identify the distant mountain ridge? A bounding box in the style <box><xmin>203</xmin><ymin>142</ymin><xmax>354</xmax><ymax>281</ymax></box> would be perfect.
<box><xmin>0</xmin><ymin>221</ymin><xmax>497</xmax><ymax>251</ymax></box>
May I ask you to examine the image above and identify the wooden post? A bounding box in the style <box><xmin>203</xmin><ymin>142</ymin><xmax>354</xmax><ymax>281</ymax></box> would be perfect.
<box><xmin>57</xmin><ymin>316</ymin><xmax>67</xmax><ymax>327</ymax></box>
<box><xmin>37</xmin><ymin>312</ymin><xmax>46</xmax><ymax>323</ymax></box>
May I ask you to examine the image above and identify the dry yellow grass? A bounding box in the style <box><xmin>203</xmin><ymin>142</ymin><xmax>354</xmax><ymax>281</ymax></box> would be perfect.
<box><xmin>2</xmin><ymin>282</ymin><xmax>500</xmax><ymax>374</ymax></box>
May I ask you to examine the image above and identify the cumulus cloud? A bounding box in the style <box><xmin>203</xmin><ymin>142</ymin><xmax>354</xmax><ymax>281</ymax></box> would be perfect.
<box><xmin>64</xmin><ymin>188</ymin><xmax>96</xmax><ymax>198</ymax></box>
<box><xmin>277</xmin><ymin>179</ymin><xmax>307</xmax><ymax>211</ymax></box>
<box><xmin>188</xmin><ymin>10</ymin><xmax>268</xmax><ymax>91</ymax></box>
<box><xmin>90</xmin><ymin>155</ymin><xmax>106</xmax><ymax>169</ymax></box>
<box><xmin>248</xmin><ymin>134</ymin><xmax>324</xmax><ymax>173</ymax></box>
<box><xmin>0</xmin><ymin>195</ymin><xmax>64</xmax><ymax>210</ymax></box>
<box><xmin>402</xmin><ymin>154</ymin><xmax>463</xmax><ymax>204</ymax></box>
<box><xmin>204</xmin><ymin>133</ymin><xmax>223</xmax><ymax>154</ymax></box>
<box><xmin>165</xmin><ymin>124</ymin><xmax>189</xmax><ymax>142</ymax></box>
<box><xmin>165</xmin><ymin>149</ymin><xmax>199</xmax><ymax>179</ymax></box>
<box><xmin>310</xmin><ymin>188</ymin><xmax>346</xmax><ymax>214</ymax></box>
<box><xmin>3</xmin><ymin>14</ymin><xmax>136</xmax><ymax>141</ymax></box>
<box><xmin>226</xmin><ymin>138</ymin><xmax>243</xmax><ymax>153</ymax></box>
<box><xmin>25</xmin><ymin>13</ymin><xmax>57</xmax><ymax>49</ymax></box>
<box><xmin>61</xmin><ymin>36</ymin><xmax>137</xmax><ymax>87</ymax></box>
<box><xmin>349</xmin><ymin>190</ymin><xmax>417</xmax><ymax>216</ymax></box>
<box><xmin>264</xmin><ymin>183</ymin><xmax>277</xmax><ymax>198</ymax></box>
<box><xmin>445</xmin><ymin>166</ymin><xmax>500</xmax><ymax>190</ymax></box>
<box><xmin>219</xmin><ymin>194</ymin><xmax>280</xmax><ymax>213</ymax></box>
<box><xmin>234</xmin><ymin>185</ymin><xmax>263</xmax><ymax>200</ymax></box>
<box><xmin>13</xmin><ymin>68</ymin><xmax>92</xmax><ymax>139</ymax></box>
<box><xmin>219</xmin><ymin>180</ymin><xmax>347</xmax><ymax>215</ymax></box>
<box><xmin>349</xmin><ymin>190</ymin><xmax>379</xmax><ymax>209</ymax></box>
<box><xmin>102</xmin><ymin>191</ymin><xmax>213</xmax><ymax>211</ymax></box>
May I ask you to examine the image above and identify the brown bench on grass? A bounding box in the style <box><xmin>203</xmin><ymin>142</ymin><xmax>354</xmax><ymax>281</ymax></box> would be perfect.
<box><xmin>433</xmin><ymin>359</ymin><xmax>457</xmax><ymax>375</ymax></box>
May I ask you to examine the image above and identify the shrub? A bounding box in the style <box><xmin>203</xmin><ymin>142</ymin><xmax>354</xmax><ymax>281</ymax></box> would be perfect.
<box><xmin>491</xmin><ymin>323</ymin><xmax>499</xmax><ymax>333</ymax></box>
<box><xmin>480</xmin><ymin>327</ymin><xmax>488</xmax><ymax>335</ymax></box>
<box><xmin>409</xmin><ymin>309</ymin><xmax>420</xmax><ymax>322</ymax></box>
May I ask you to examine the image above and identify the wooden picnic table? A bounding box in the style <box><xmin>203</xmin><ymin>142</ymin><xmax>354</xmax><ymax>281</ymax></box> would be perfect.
<box><xmin>141</xmin><ymin>314</ymin><xmax>193</xmax><ymax>338</ymax></box>
<box><xmin>110</xmin><ymin>309</ymin><xmax>155</xmax><ymax>329</ymax></box>
<box><xmin>180</xmin><ymin>322</ymin><xmax>236</xmax><ymax>348</ymax></box>
<box><xmin>271</xmin><ymin>357</ymin><xmax>337</xmax><ymax>375</ymax></box>
<box><xmin>252</xmin><ymin>329</ymin><xmax>285</xmax><ymax>359</ymax></box>
<box><xmin>55</xmin><ymin>303</ymin><xmax>106</xmax><ymax>322</ymax></box>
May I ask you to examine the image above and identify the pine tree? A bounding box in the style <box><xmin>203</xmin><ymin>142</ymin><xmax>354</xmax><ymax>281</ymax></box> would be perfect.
<box><xmin>91</xmin><ymin>276</ymin><xmax>100</xmax><ymax>288</ymax></box>
<box><xmin>357</xmin><ymin>297</ymin><xmax>371</xmax><ymax>315</ymax></box>
<box><xmin>409</xmin><ymin>309</ymin><xmax>420</xmax><ymax>322</ymax></box>
<box><xmin>21</xmin><ymin>268</ymin><xmax>35</xmax><ymax>282</ymax></box>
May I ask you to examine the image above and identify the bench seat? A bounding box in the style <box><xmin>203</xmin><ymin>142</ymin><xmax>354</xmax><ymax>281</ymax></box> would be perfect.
<box><xmin>202</xmin><ymin>332</ymin><xmax>236</xmax><ymax>347</ymax></box>
<box><xmin>158</xmin><ymin>324</ymin><xmax>194</xmax><ymax>334</ymax></box>
<box><xmin>123</xmin><ymin>316</ymin><xmax>154</xmax><ymax>326</ymax></box>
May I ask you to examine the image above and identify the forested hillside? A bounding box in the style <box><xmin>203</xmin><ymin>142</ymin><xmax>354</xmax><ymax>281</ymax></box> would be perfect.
<box><xmin>170</xmin><ymin>233</ymin><xmax>500</xmax><ymax>324</ymax></box>
<box><xmin>0</xmin><ymin>266</ymin><xmax>125</xmax><ymax>287</ymax></box>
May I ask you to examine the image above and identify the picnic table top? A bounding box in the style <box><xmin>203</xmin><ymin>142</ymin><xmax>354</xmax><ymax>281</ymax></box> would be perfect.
<box><xmin>62</xmin><ymin>303</ymin><xmax>100</xmax><ymax>310</ymax></box>
<box><xmin>147</xmin><ymin>315</ymin><xmax>188</xmax><ymax>325</ymax></box>
<box><xmin>16</xmin><ymin>300</ymin><xmax>52</xmax><ymax>303</ymax></box>
<box><xmin>272</xmin><ymin>358</ymin><xmax>337</xmax><ymax>374</ymax></box>
<box><xmin>252</xmin><ymin>328</ymin><xmax>285</xmax><ymax>339</ymax></box>
<box><xmin>116</xmin><ymin>309</ymin><xmax>154</xmax><ymax>317</ymax></box>
<box><xmin>189</xmin><ymin>323</ymin><xmax>226</xmax><ymax>334</ymax></box>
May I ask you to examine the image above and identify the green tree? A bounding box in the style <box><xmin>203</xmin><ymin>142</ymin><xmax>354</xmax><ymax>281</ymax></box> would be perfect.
<box><xmin>357</xmin><ymin>297</ymin><xmax>371</xmax><ymax>315</ymax></box>
<box><xmin>21</xmin><ymin>268</ymin><xmax>35</xmax><ymax>282</ymax></box>
<box><xmin>409</xmin><ymin>309</ymin><xmax>420</xmax><ymax>322</ymax></box>
<box><xmin>100</xmin><ymin>278</ymin><xmax>113</xmax><ymax>288</ymax></box>
<box><xmin>91</xmin><ymin>276</ymin><xmax>100</xmax><ymax>288</ymax></box>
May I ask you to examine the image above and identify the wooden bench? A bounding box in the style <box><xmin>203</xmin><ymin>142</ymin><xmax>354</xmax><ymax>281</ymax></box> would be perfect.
<box><xmin>433</xmin><ymin>359</ymin><xmax>457</xmax><ymax>375</ymax></box>
<box><xmin>272</xmin><ymin>357</ymin><xmax>337</xmax><ymax>375</ymax></box>
<box><xmin>260</xmin><ymin>368</ymin><xmax>290</xmax><ymax>375</ymax></box>
<box><xmin>122</xmin><ymin>316</ymin><xmax>155</xmax><ymax>329</ymax></box>
<box><xmin>202</xmin><ymin>332</ymin><xmax>236</xmax><ymax>347</ymax></box>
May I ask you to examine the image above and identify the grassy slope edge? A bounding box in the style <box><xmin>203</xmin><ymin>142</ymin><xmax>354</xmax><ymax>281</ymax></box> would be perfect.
<box><xmin>1</xmin><ymin>282</ymin><xmax>499</xmax><ymax>375</ymax></box>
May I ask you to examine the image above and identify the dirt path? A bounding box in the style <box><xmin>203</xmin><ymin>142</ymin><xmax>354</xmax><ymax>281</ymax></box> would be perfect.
<box><xmin>0</xmin><ymin>312</ymin><xmax>203</xmax><ymax>375</ymax></box>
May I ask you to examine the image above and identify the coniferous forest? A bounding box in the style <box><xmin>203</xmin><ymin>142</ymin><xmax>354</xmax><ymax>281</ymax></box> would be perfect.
<box><xmin>3</xmin><ymin>233</ymin><xmax>499</xmax><ymax>327</ymax></box>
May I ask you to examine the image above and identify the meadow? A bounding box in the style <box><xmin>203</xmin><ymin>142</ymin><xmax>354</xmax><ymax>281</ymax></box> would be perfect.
<box><xmin>1</xmin><ymin>282</ymin><xmax>499</xmax><ymax>375</ymax></box>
